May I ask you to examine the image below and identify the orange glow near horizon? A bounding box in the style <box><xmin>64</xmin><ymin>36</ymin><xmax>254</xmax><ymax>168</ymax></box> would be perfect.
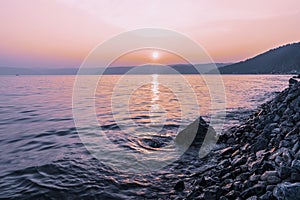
<box><xmin>0</xmin><ymin>0</ymin><xmax>299</xmax><ymax>68</ymax></box>
<box><xmin>110</xmin><ymin>49</ymin><xmax>190</xmax><ymax>67</ymax></box>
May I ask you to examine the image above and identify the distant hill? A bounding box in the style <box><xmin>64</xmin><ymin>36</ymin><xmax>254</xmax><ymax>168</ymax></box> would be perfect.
<box><xmin>0</xmin><ymin>63</ymin><xmax>229</xmax><ymax>75</ymax></box>
<box><xmin>217</xmin><ymin>42</ymin><xmax>300</xmax><ymax>74</ymax></box>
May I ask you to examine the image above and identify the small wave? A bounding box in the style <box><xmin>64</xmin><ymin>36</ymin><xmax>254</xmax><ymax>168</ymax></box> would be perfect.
<box><xmin>100</xmin><ymin>123</ymin><xmax>120</xmax><ymax>130</ymax></box>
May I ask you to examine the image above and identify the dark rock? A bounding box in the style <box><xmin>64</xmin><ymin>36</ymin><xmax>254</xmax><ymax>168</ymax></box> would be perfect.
<box><xmin>226</xmin><ymin>138</ymin><xmax>235</xmax><ymax>145</ymax></box>
<box><xmin>225</xmin><ymin>190</ymin><xmax>239</xmax><ymax>199</ymax></box>
<box><xmin>241</xmin><ymin>183</ymin><xmax>266</xmax><ymax>199</ymax></box>
<box><xmin>174</xmin><ymin>180</ymin><xmax>185</xmax><ymax>192</ymax></box>
<box><xmin>289</xmin><ymin>78</ymin><xmax>298</xmax><ymax>87</ymax></box>
<box><xmin>244</xmin><ymin>180</ymin><xmax>254</xmax><ymax>189</ymax></box>
<box><xmin>290</xmin><ymin>171</ymin><xmax>300</xmax><ymax>182</ymax></box>
<box><xmin>219</xmin><ymin>159</ymin><xmax>231</xmax><ymax>168</ymax></box>
<box><xmin>219</xmin><ymin>196</ymin><xmax>228</xmax><ymax>200</ymax></box>
<box><xmin>249</xmin><ymin>159</ymin><xmax>263</xmax><ymax>172</ymax></box>
<box><xmin>203</xmin><ymin>188</ymin><xmax>218</xmax><ymax>199</ymax></box>
<box><xmin>198</xmin><ymin>176</ymin><xmax>216</xmax><ymax>187</ymax></box>
<box><xmin>279</xmin><ymin>166</ymin><xmax>292</xmax><ymax>179</ymax></box>
<box><xmin>240</xmin><ymin>172</ymin><xmax>251</xmax><ymax>181</ymax></box>
<box><xmin>260</xmin><ymin>162</ymin><xmax>275</xmax><ymax>171</ymax></box>
<box><xmin>292</xmin><ymin>141</ymin><xmax>300</xmax><ymax>154</ymax></box>
<box><xmin>259</xmin><ymin>191</ymin><xmax>272</xmax><ymax>200</ymax></box>
<box><xmin>267</xmin><ymin>176</ymin><xmax>281</xmax><ymax>184</ymax></box>
<box><xmin>222</xmin><ymin>173</ymin><xmax>232</xmax><ymax>180</ymax></box>
<box><xmin>232</xmin><ymin>156</ymin><xmax>247</xmax><ymax>167</ymax></box>
<box><xmin>186</xmin><ymin>189</ymin><xmax>201</xmax><ymax>199</ymax></box>
<box><xmin>231</xmin><ymin>149</ymin><xmax>240</xmax><ymax>157</ymax></box>
<box><xmin>232</xmin><ymin>181</ymin><xmax>242</xmax><ymax>191</ymax></box>
<box><xmin>252</xmin><ymin>136</ymin><xmax>269</xmax><ymax>152</ymax></box>
<box><xmin>246</xmin><ymin>196</ymin><xmax>258</xmax><ymax>200</ymax></box>
<box><xmin>222</xmin><ymin>183</ymin><xmax>232</xmax><ymax>192</ymax></box>
<box><xmin>293</xmin><ymin>113</ymin><xmax>300</xmax><ymax>122</ymax></box>
<box><xmin>273</xmin><ymin>182</ymin><xmax>300</xmax><ymax>200</ymax></box>
<box><xmin>291</xmin><ymin>160</ymin><xmax>300</xmax><ymax>172</ymax></box>
<box><xmin>223</xmin><ymin>179</ymin><xmax>233</xmax><ymax>185</ymax></box>
<box><xmin>260</xmin><ymin>171</ymin><xmax>278</xmax><ymax>181</ymax></box>
<box><xmin>175</xmin><ymin>116</ymin><xmax>216</xmax><ymax>152</ymax></box>
<box><xmin>219</xmin><ymin>147</ymin><xmax>234</xmax><ymax>156</ymax></box>
<box><xmin>273</xmin><ymin>115</ymin><xmax>281</xmax><ymax>123</ymax></box>
<box><xmin>266</xmin><ymin>185</ymin><xmax>276</xmax><ymax>191</ymax></box>
<box><xmin>240</xmin><ymin>164</ymin><xmax>249</xmax><ymax>172</ymax></box>
<box><xmin>292</xmin><ymin>74</ymin><xmax>300</xmax><ymax>79</ymax></box>
<box><xmin>279</xmin><ymin>140</ymin><xmax>292</xmax><ymax>148</ymax></box>
<box><xmin>249</xmin><ymin>174</ymin><xmax>260</xmax><ymax>182</ymax></box>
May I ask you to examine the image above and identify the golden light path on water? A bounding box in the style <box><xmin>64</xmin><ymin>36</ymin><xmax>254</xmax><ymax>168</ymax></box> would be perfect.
<box><xmin>150</xmin><ymin>74</ymin><xmax>165</xmax><ymax>126</ymax></box>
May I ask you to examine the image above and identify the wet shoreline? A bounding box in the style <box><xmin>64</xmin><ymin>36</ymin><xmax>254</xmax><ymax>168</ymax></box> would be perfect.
<box><xmin>180</xmin><ymin>77</ymin><xmax>300</xmax><ymax>199</ymax></box>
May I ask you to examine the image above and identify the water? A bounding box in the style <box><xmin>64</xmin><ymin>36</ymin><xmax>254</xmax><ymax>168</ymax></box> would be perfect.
<box><xmin>0</xmin><ymin>75</ymin><xmax>290</xmax><ymax>199</ymax></box>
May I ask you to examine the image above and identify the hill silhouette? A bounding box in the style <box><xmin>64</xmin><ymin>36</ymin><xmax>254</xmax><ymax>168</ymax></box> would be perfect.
<box><xmin>217</xmin><ymin>42</ymin><xmax>300</xmax><ymax>74</ymax></box>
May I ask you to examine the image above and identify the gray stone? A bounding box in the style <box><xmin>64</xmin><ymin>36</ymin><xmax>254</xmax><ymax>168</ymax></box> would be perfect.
<box><xmin>279</xmin><ymin>166</ymin><xmax>292</xmax><ymax>179</ymax></box>
<box><xmin>279</xmin><ymin>140</ymin><xmax>292</xmax><ymax>148</ymax></box>
<box><xmin>266</xmin><ymin>185</ymin><xmax>276</xmax><ymax>191</ymax></box>
<box><xmin>275</xmin><ymin>156</ymin><xmax>284</xmax><ymax>165</ymax></box>
<box><xmin>293</xmin><ymin>112</ymin><xmax>300</xmax><ymax>122</ymax></box>
<box><xmin>232</xmin><ymin>156</ymin><xmax>247</xmax><ymax>167</ymax></box>
<box><xmin>219</xmin><ymin>147</ymin><xmax>234</xmax><ymax>156</ymax></box>
<box><xmin>249</xmin><ymin>174</ymin><xmax>260</xmax><ymax>182</ymax></box>
<box><xmin>273</xmin><ymin>114</ymin><xmax>281</xmax><ymax>122</ymax></box>
<box><xmin>293</xmin><ymin>141</ymin><xmax>300</xmax><ymax>154</ymax></box>
<box><xmin>272</xmin><ymin>127</ymin><xmax>281</xmax><ymax>134</ymax></box>
<box><xmin>290</xmin><ymin>171</ymin><xmax>300</xmax><ymax>182</ymax></box>
<box><xmin>273</xmin><ymin>182</ymin><xmax>300</xmax><ymax>200</ymax></box>
<box><xmin>252</xmin><ymin>136</ymin><xmax>269</xmax><ymax>152</ymax></box>
<box><xmin>241</xmin><ymin>183</ymin><xmax>266</xmax><ymax>199</ymax></box>
<box><xmin>226</xmin><ymin>138</ymin><xmax>235</xmax><ymax>144</ymax></box>
<box><xmin>267</xmin><ymin>176</ymin><xmax>281</xmax><ymax>184</ymax></box>
<box><xmin>291</xmin><ymin>159</ymin><xmax>300</xmax><ymax>172</ymax></box>
<box><xmin>246</xmin><ymin>196</ymin><xmax>258</xmax><ymax>200</ymax></box>
<box><xmin>282</xmin><ymin>120</ymin><xmax>294</xmax><ymax>127</ymax></box>
<box><xmin>260</xmin><ymin>171</ymin><xmax>278</xmax><ymax>181</ymax></box>
<box><xmin>259</xmin><ymin>191</ymin><xmax>272</xmax><ymax>200</ymax></box>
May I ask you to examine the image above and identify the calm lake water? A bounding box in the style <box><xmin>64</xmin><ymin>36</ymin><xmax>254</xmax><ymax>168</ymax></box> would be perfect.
<box><xmin>0</xmin><ymin>75</ymin><xmax>291</xmax><ymax>199</ymax></box>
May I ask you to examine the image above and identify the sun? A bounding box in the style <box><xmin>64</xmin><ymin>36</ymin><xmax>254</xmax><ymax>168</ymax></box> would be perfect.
<box><xmin>152</xmin><ymin>51</ymin><xmax>159</xmax><ymax>60</ymax></box>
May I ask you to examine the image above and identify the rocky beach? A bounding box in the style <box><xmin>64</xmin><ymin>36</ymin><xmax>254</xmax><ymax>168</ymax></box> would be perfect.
<box><xmin>180</xmin><ymin>76</ymin><xmax>300</xmax><ymax>200</ymax></box>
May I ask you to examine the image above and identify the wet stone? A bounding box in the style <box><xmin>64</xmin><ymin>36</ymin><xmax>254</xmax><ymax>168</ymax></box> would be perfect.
<box><xmin>252</xmin><ymin>137</ymin><xmax>269</xmax><ymax>152</ymax></box>
<box><xmin>174</xmin><ymin>180</ymin><xmax>185</xmax><ymax>192</ymax></box>
<box><xmin>267</xmin><ymin>176</ymin><xmax>281</xmax><ymax>184</ymax></box>
<box><xmin>273</xmin><ymin>182</ymin><xmax>300</xmax><ymax>200</ymax></box>
<box><xmin>226</xmin><ymin>138</ymin><xmax>235</xmax><ymax>145</ymax></box>
<box><xmin>260</xmin><ymin>171</ymin><xmax>278</xmax><ymax>181</ymax></box>
<box><xmin>232</xmin><ymin>156</ymin><xmax>247</xmax><ymax>167</ymax></box>
<box><xmin>279</xmin><ymin>166</ymin><xmax>292</xmax><ymax>179</ymax></box>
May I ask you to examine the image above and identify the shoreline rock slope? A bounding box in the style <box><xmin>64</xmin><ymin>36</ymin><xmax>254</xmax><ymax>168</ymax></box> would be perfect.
<box><xmin>185</xmin><ymin>77</ymin><xmax>300</xmax><ymax>200</ymax></box>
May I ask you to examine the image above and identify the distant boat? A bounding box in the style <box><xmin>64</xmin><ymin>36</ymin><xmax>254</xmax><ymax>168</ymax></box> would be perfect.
<box><xmin>16</xmin><ymin>74</ymin><xmax>19</xmax><ymax>76</ymax></box>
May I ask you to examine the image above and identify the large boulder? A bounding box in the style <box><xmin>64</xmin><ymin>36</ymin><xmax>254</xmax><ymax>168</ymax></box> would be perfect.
<box><xmin>175</xmin><ymin>117</ymin><xmax>217</xmax><ymax>157</ymax></box>
<box><xmin>273</xmin><ymin>182</ymin><xmax>300</xmax><ymax>200</ymax></box>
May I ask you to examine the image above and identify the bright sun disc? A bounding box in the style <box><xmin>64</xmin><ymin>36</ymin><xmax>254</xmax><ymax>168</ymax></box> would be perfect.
<box><xmin>152</xmin><ymin>51</ymin><xmax>159</xmax><ymax>59</ymax></box>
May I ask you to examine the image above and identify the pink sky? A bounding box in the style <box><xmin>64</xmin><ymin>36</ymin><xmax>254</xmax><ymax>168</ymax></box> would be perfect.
<box><xmin>0</xmin><ymin>0</ymin><xmax>299</xmax><ymax>68</ymax></box>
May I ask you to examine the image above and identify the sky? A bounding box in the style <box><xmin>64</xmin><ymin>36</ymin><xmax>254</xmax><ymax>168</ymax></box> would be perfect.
<box><xmin>0</xmin><ymin>0</ymin><xmax>299</xmax><ymax>68</ymax></box>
